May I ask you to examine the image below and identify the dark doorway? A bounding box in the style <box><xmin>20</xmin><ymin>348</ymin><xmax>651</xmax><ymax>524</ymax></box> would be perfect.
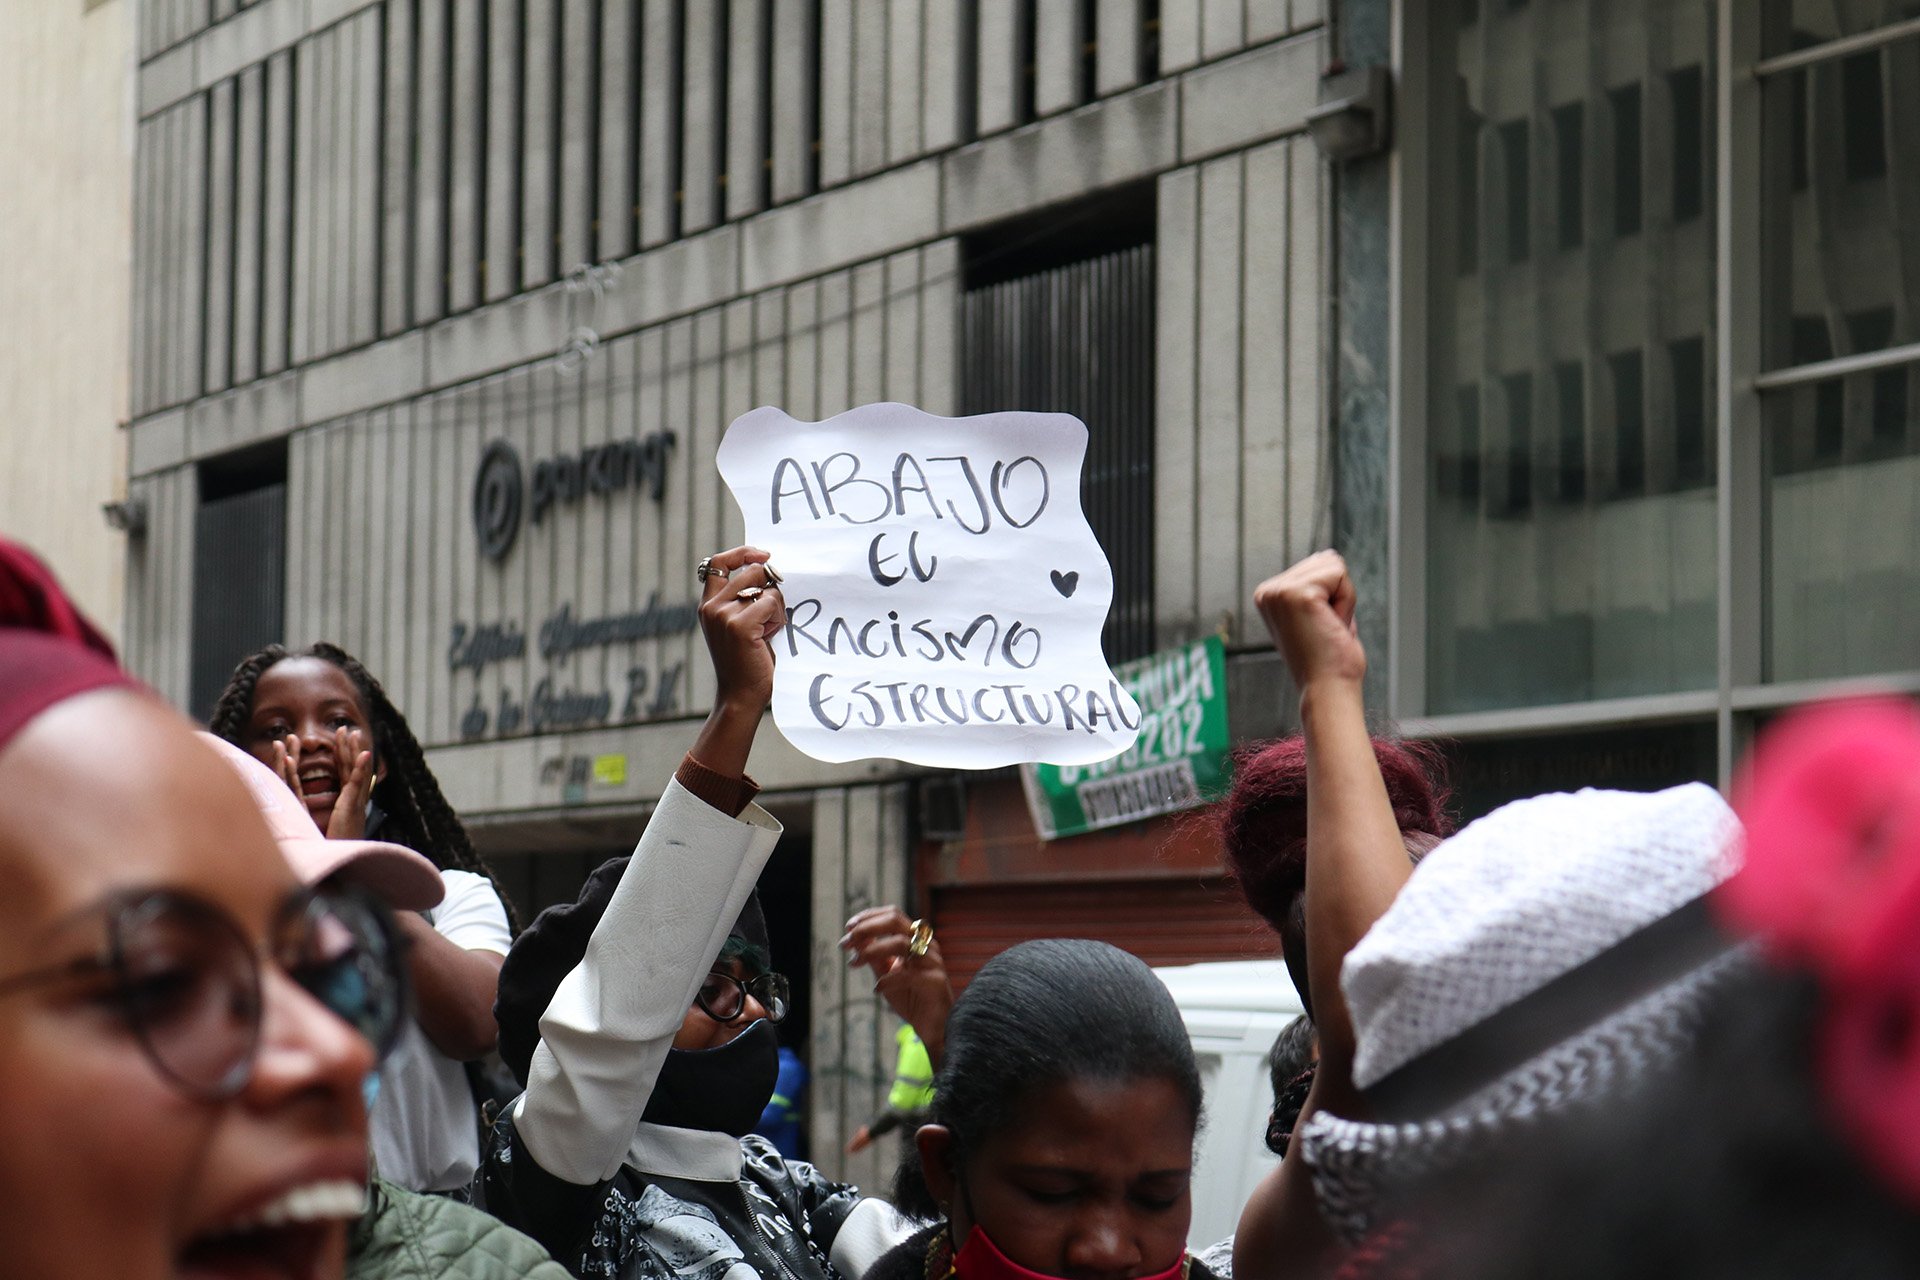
<box><xmin>190</xmin><ymin>441</ymin><xmax>289</xmax><ymax>721</ymax></box>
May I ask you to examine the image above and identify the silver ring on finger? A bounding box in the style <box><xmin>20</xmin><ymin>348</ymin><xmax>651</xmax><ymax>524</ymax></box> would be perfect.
<box><xmin>697</xmin><ymin>556</ymin><xmax>723</xmax><ymax>582</ymax></box>
<box><xmin>736</xmin><ymin>586</ymin><xmax>765</xmax><ymax>602</ymax></box>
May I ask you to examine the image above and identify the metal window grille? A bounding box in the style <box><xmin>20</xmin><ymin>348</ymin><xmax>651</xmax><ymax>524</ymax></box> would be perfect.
<box><xmin>959</xmin><ymin>242</ymin><xmax>1156</xmax><ymax>662</ymax></box>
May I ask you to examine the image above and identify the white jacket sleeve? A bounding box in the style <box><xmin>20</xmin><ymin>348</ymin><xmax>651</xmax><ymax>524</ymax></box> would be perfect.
<box><xmin>513</xmin><ymin>776</ymin><xmax>784</xmax><ymax>1185</ymax></box>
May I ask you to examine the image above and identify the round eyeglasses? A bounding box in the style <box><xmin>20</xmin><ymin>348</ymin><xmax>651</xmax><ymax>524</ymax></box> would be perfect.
<box><xmin>0</xmin><ymin>885</ymin><xmax>408</xmax><ymax>1101</ymax></box>
<box><xmin>695</xmin><ymin>969</ymin><xmax>791</xmax><ymax>1025</ymax></box>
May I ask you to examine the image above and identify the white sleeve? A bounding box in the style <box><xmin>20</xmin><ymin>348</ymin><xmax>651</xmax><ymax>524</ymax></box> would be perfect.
<box><xmin>830</xmin><ymin>1199</ymin><xmax>925</xmax><ymax>1280</ymax></box>
<box><xmin>430</xmin><ymin>870</ymin><xmax>513</xmax><ymax>956</ymax></box>
<box><xmin>513</xmin><ymin>777</ymin><xmax>783</xmax><ymax>1185</ymax></box>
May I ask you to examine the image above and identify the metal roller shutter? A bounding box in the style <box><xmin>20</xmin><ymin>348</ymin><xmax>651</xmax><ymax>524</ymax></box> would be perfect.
<box><xmin>931</xmin><ymin>877</ymin><xmax>1279</xmax><ymax>990</ymax></box>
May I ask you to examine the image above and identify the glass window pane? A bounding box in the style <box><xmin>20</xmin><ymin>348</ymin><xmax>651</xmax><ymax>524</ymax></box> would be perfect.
<box><xmin>1425</xmin><ymin>0</ymin><xmax>1718</xmax><ymax>715</ymax></box>
<box><xmin>1761</xmin><ymin>33</ymin><xmax>1920</xmax><ymax>369</ymax></box>
<box><xmin>1764</xmin><ymin>371</ymin><xmax>1920</xmax><ymax>682</ymax></box>
<box><xmin>1553</xmin><ymin>103</ymin><xmax>1585</xmax><ymax>249</ymax></box>
<box><xmin>1769</xmin><ymin>0</ymin><xmax>1920</xmax><ymax>48</ymax></box>
<box><xmin>1611</xmin><ymin>84</ymin><xmax>1643</xmax><ymax>237</ymax></box>
<box><xmin>1669</xmin><ymin>65</ymin><xmax>1707</xmax><ymax>222</ymax></box>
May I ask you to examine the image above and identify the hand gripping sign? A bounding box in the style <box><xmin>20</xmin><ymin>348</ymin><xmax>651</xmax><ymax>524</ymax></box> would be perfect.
<box><xmin>716</xmin><ymin>403</ymin><xmax>1143</xmax><ymax>769</ymax></box>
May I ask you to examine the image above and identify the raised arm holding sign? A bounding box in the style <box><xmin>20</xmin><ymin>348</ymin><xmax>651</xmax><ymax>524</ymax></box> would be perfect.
<box><xmin>716</xmin><ymin>402</ymin><xmax>1142</xmax><ymax>770</ymax></box>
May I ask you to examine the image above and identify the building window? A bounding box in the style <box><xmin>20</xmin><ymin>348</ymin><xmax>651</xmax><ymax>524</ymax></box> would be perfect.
<box><xmin>190</xmin><ymin>443</ymin><xmax>288</xmax><ymax>720</ymax></box>
<box><xmin>1610</xmin><ymin>82</ymin><xmax>1643</xmax><ymax>237</ymax></box>
<box><xmin>1498</xmin><ymin>118</ymin><xmax>1532</xmax><ymax>263</ymax></box>
<box><xmin>1421</xmin><ymin>0</ymin><xmax>1716</xmax><ymax>715</ymax></box>
<box><xmin>958</xmin><ymin>188</ymin><xmax>1157</xmax><ymax>662</ymax></box>
<box><xmin>1669</xmin><ymin>65</ymin><xmax>1706</xmax><ymax>222</ymax></box>
<box><xmin>1840</xmin><ymin>50</ymin><xmax>1887</xmax><ymax>182</ymax></box>
<box><xmin>1553</xmin><ymin>102</ymin><xmax>1584</xmax><ymax>250</ymax></box>
<box><xmin>1409</xmin><ymin>0</ymin><xmax>1920</xmax><ymax>741</ymax></box>
<box><xmin>1760</xmin><ymin>8</ymin><xmax>1920</xmax><ymax>684</ymax></box>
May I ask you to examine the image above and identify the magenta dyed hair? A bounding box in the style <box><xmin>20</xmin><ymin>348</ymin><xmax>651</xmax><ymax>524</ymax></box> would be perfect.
<box><xmin>1218</xmin><ymin>735</ymin><xmax>1455</xmax><ymax>934</ymax></box>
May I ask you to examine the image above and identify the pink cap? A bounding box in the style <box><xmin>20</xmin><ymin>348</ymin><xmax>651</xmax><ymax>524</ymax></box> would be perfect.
<box><xmin>198</xmin><ymin>732</ymin><xmax>445</xmax><ymax>912</ymax></box>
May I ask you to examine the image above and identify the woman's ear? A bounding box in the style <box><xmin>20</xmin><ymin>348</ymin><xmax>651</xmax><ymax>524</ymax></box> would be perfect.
<box><xmin>916</xmin><ymin>1123</ymin><xmax>957</xmax><ymax>1211</ymax></box>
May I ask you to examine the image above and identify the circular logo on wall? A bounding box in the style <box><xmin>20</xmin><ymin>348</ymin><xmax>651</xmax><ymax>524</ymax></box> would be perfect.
<box><xmin>474</xmin><ymin>440</ymin><xmax>524</xmax><ymax>562</ymax></box>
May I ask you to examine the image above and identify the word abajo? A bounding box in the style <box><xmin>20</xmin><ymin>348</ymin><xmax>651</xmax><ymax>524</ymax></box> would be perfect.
<box><xmin>770</xmin><ymin>450</ymin><xmax>1050</xmax><ymax>532</ymax></box>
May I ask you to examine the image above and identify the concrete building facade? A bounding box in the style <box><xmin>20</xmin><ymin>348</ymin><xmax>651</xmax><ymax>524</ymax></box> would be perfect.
<box><xmin>1</xmin><ymin>0</ymin><xmax>134</xmax><ymax>640</ymax></box>
<box><xmin>124</xmin><ymin>0</ymin><xmax>1328</xmax><ymax>1187</ymax></box>
<box><xmin>122</xmin><ymin>0</ymin><xmax>1920</xmax><ymax>1186</ymax></box>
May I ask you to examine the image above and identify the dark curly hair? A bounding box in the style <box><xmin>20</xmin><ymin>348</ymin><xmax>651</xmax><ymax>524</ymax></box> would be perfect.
<box><xmin>208</xmin><ymin>642</ymin><xmax>518</xmax><ymax>929</ymax></box>
<box><xmin>1218</xmin><ymin>735</ymin><xmax>1453</xmax><ymax>1017</ymax></box>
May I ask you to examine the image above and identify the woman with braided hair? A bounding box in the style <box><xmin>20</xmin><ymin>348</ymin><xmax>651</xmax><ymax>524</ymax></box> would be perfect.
<box><xmin>211</xmin><ymin>641</ymin><xmax>516</xmax><ymax>1196</ymax></box>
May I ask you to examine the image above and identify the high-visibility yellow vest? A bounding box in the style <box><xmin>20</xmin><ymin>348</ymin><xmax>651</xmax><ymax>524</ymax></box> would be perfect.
<box><xmin>888</xmin><ymin>1025</ymin><xmax>936</xmax><ymax>1112</ymax></box>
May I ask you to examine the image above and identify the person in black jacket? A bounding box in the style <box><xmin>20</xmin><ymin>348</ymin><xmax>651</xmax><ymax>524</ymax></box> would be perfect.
<box><xmin>480</xmin><ymin>546</ymin><xmax>919</xmax><ymax>1280</ymax></box>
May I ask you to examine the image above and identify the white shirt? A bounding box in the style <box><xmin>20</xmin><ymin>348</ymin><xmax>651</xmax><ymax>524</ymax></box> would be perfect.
<box><xmin>369</xmin><ymin>868</ymin><xmax>512</xmax><ymax>1192</ymax></box>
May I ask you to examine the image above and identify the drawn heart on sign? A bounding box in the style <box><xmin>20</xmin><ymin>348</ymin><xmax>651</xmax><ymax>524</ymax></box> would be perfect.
<box><xmin>1050</xmin><ymin>570</ymin><xmax>1080</xmax><ymax>598</ymax></box>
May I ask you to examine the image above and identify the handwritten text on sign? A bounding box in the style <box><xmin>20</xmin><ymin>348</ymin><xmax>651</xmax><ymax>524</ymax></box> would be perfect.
<box><xmin>716</xmin><ymin>403</ymin><xmax>1142</xmax><ymax>768</ymax></box>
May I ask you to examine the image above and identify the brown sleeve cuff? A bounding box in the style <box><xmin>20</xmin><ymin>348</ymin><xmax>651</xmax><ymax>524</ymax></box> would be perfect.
<box><xmin>675</xmin><ymin>753</ymin><xmax>761</xmax><ymax>818</ymax></box>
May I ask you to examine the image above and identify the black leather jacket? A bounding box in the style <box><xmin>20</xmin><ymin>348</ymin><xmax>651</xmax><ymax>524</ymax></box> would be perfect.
<box><xmin>482</xmin><ymin>1118</ymin><xmax>864</xmax><ymax>1280</ymax></box>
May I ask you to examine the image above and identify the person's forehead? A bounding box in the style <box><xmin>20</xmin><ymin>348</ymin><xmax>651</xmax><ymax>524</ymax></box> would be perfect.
<box><xmin>0</xmin><ymin>691</ymin><xmax>297</xmax><ymax>950</ymax></box>
<box><xmin>987</xmin><ymin>1075</ymin><xmax>1195</xmax><ymax>1163</ymax></box>
<box><xmin>716</xmin><ymin>951</ymin><xmax>764</xmax><ymax>978</ymax></box>
<box><xmin>252</xmin><ymin>657</ymin><xmax>364</xmax><ymax>712</ymax></box>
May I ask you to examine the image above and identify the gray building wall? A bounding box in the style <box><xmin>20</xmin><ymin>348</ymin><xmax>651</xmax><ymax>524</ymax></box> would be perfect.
<box><xmin>125</xmin><ymin>0</ymin><xmax>1335</xmax><ymax>1184</ymax></box>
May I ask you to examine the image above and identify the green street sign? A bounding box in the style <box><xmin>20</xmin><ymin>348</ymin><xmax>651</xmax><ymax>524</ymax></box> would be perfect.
<box><xmin>1021</xmin><ymin>635</ymin><xmax>1230</xmax><ymax>840</ymax></box>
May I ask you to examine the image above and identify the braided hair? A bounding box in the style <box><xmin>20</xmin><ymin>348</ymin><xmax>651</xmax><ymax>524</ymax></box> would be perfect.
<box><xmin>208</xmin><ymin>642</ymin><xmax>520</xmax><ymax>930</ymax></box>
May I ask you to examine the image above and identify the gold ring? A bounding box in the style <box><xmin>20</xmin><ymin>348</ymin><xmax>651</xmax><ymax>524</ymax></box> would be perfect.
<box><xmin>696</xmin><ymin>556</ymin><xmax>722</xmax><ymax>582</ymax></box>
<box><xmin>908</xmin><ymin>919</ymin><xmax>933</xmax><ymax>957</ymax></box>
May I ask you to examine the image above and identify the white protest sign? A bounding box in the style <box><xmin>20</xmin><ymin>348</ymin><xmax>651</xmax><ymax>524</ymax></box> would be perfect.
<box><xmin>715</xmin><ymin>402</ymin><xmax>1143</xmax><ymax>769</ymax></box>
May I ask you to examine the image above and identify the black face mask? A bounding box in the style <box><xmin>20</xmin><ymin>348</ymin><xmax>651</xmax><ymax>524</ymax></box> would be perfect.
<box><xmin>641</xmin><ymin>1017</ymin><xmax>780</xmax><ymax>1137</ymax></box>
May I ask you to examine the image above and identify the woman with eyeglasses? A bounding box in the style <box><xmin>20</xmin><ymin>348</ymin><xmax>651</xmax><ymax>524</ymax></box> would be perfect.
<box><xmin>483</xmin><ymin>545</ymin><xmax>921</xmax><ymax>1280</ymax></box>
<box><xmin>0</xmin><ymin>542</ymin><xmax>410</xmax><ymax>1280</ymax></box>
<box><xmin>192</xmin><ymin>728</ymin><xmax>573</xmax><ymax>1280</ymax></box>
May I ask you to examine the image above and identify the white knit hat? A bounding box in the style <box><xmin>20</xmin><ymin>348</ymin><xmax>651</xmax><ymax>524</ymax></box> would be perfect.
<box><xmin>1300</xmin><ymin>783</ymin><xmax>1748</xmax><ymax>1239</ymax></box>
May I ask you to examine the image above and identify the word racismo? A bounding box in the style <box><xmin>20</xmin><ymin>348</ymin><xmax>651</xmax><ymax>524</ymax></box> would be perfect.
<box><xmin>782</xmin><ymin>599</ymin><xmax>1042</xmax><ymax>668</ymax></box>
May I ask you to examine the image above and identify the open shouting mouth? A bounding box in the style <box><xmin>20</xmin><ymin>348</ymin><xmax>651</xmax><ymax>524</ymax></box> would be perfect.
<box><xmin>180</xmin><ymin>1178</ymin><xmax>364</xmax><ymax>1280</ymax></box>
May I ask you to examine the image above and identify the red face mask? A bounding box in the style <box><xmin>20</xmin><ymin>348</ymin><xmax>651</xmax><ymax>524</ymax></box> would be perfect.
<box><xmin>951</xmin><ymin>1224</ymin><xmax>1188</xmax><ymax>1280</ymax></box>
